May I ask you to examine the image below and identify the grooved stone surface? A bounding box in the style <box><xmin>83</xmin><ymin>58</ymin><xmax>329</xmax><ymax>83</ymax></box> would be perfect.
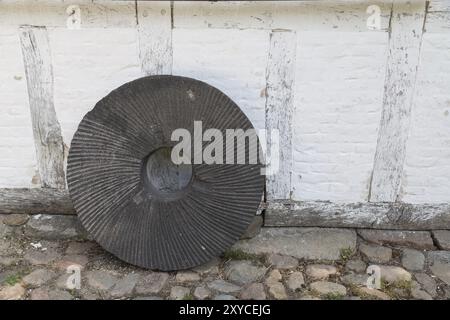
<box><xmin>233</xmin><ymin>227</ymin><xmax>356</xmax><ymax>260</ymax></box>
<box><xmin>67</xmin><ymin>76</ymin><xmax>264</xmax><ymax>270</ymax></box>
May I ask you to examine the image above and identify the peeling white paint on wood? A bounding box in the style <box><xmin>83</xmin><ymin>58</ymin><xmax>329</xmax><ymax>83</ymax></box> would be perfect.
<box><xmin>137</xmin><ymin>1</ymin><xmax>173</xmax><ymax>75</ymax></box>
<box><xmin>174</xmin><ymin>0</ymin><xmax>392</xmax><ymax>32</ymax></box>
<box><xmin>19</xmin><ymin>26</ymin><xmax>66</xmax><ymax>189</ymax></box>
<box><xmin>265</xmin><ymin>30</ymin><xmax>296</xmax><ymax>200</ymax></box>
<box><xmin>0</xmin><ymin>0</ymin><xmax>136</xmax><ymax>28</ymax></box>
<box><xmin>265</xmin><ymin>199</ymin><xmax>450</xmax><ymax>230</ymax></box>
<box><xmin>369</xmin><ymin>0</ymin><xmax>427</xmax><ymax>202</ymax></box>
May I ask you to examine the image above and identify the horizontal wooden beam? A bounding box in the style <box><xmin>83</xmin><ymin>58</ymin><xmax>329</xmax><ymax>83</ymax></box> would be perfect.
<box><xmin>265</xmin><ymin>200</ymin><xmax>450</xmax><ymax>230</ymax></box>
<box><xmin>1</xmin><ymin>188</ymin><xmax>449</xmax><ymax>230</ymax></box>
<box><xmin>0</xmin><ymin>188</ymin><xmax>74</xmax><ymax>215</ymax></box>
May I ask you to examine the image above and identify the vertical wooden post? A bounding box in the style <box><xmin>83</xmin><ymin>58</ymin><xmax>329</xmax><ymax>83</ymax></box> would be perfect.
<box><xmin>19</xmin><ymin>26</ymin><xmax>65</xmax><ymax>189</ymax></box>
<box><xmin>265</xmin><ymin>30</ymin><xmax>296</xmax><ymax>200</ymax></box>
<box><xmin>136</xmin><ymin>1</ymin><xmax>173</xmax><ymax>75</ymax></box>
<box><xmin>370</xmin><ymin>0</ymin><xmax>427</xmax><ymax>202</ymax></box>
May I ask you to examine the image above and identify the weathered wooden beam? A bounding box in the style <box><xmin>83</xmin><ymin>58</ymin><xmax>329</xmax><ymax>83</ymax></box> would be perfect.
<box><xmin>0</xmin><ymin>0</ymin><xmax>136</xmax><ymax>29</ymax></box>
<box><xmin>1</xmin><ymin>187</ymin><xmax>449</xmax><ymax>230</ymax></box>
<box><xmin>264</xmin><ymin>200</ymin><xmax>450</xmax><ymax>230</ymax></box>
<box><xmin>425</xmin><ymin>0</ymin><xmax>450</xmax><ymax>34</ymax></box>
<box><xmin>0</xmin><ymin>188</ymin><xmax>74</xmax><ymax>215</ymax></box>
<box><xmin>137</xmin><ymin>1</ymin><xmax>173</xmax><ymax>75</ymax></box>
<box><xmin>174</xmin><ymin>1</ymin><xmax>392</xmax><ymax>32</ymax></box>
<box><xmin>19</xmin><ymin>26</ymin><xmax>66</xmax><ymax>189</ymax></box>
<box><xmin>369</xmin><ymin>0</ymin><xmax>427</xmax><ymax>202</ymax></box>
<box><xmin>265</xmin><ymin>30</ymin><xmax>296</xmax><ymax>200</ymax></box>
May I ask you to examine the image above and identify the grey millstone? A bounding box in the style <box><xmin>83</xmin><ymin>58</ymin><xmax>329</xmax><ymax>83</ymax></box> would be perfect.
<box><xmin>193</xmin><ymin>286</ymin><xmax>211</xmax><ymax>300</ymax></box>
<box><xmin>287</xmin><ymin>272</ymin><xmax>305</xmax><ymax>291</ymax></box>
<box><xmin>224</xmin><ymin>261</ymin><xmax>267</xmax><ymax>285</ymax></box>
<box><xmin>110</xmin><ymin>274</ymin><xmax>139</xmax><ymax>298</ymax></box>
<box><xmin>345</xmin><ymin>259</ymin><xmax>366</xmax><ymax>273</ymax></box>
<box><xmin>357</xmin><ymin>230</ymin><xmax>434</xmax><ymax>250</ymax></box>
<box><xmin>207</xmin><ymin>280</ymin><xmax>241</xmax><ymax>293</ymax></box>
<box><xmin>306</xmin><ymin>264</ymin><xmax>337</xmax><ymax>280</ymax></box>
<box><xmin>427</xmin><ymin>251</ymin><xmax>450</xmax><ymax>285</ymax></box>
<box><xmin>432</xmin><ymin>230</ymin><xmax>450</xmax><ymax>250</ymax></box>
<box><xmin>401</xmin><ymin>249</ymin><xmax>425</xmax><ymax>271</ymax></box>
<box><xmin>359</xmin><ymin>243</ymin><xmax>392</xmax><ymax>263</ymax></box>
<box><xmin>310</xmin><ymin>281</ymin><xmax>347</xmax><ymax>296</ymax></box>
<box><xmin>86</xmin><ymin>270</ymin><xmax>119</xmax><ymax>291</ymax></box>
<box><xmin>241</xmin><ymin>215</ymin><xmax>263</xmax><ymax>239</ymax></box>
<box><xmin>233</xmin><ymin>227</ymin><xmax>356</xmax><ymax>261</ymax></box>
<box><xmin>240</xmin><ymin>283</ymin><xmax>266</xmax><ymax>300</ymax></box>
<box><xmin>135</xmin><ymin>272</ymin><xmax>169</xmax><ymax>295</ymax></box>
<box><xmin>378</xmin><ymin>265</ymin><xmax>412</xmax><ymax>283</ymax></box>
<box><xmin>341</xmin><ymin>273</ymin><xmax>369</xmax><ymax>287</ymax></box>
<box><xmin>176</xmin><ymin>271</ymin><xmax>200</xmax><ymax>283</ymax></box>
<box><xmin>414</xmin><ymin>273</ymin><xmax>437</xmax><ymax>297</ymax></box>
<box><xmin>266</xmin><ymin>254</ymin><xmax>298</xmax><ymax>269</ymax></box>
<box><xmin>3</xmin><ymin>214</ymin><xmax>29</xmax><ymax>226</ymax></box>
<box><xmin>170</xmin><ymin>286</ymin><xmax>191</xmax><ymax>300</ymax></box>
<box><xmin>25</xmin><ymin>215</ymin><xmax>87</xmax><ymax>240</ymax></box>
<box><xmin>23</xmin><ymin>269</ymin><xmax>57</xmax><ymax>287</ymax></box>
<box><xmin>268</xmin><ymin>281</ymin><xmax>288</xmax><ymax>299</ymax></box>
<box><xmin>213</xmin><ymin>294</ymin><xmax>237</xmax><ymax>300</ymax></box>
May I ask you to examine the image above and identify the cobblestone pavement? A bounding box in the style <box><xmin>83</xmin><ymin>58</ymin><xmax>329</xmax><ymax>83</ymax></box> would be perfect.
<box><xmin>0</xmin><ymin>214</ymin><xmax>450</xmax><ymax>300</ymax></box>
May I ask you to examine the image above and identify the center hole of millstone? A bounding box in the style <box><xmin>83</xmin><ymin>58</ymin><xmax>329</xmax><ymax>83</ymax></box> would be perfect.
<box><xmin>144</xmin><ymin>147</ymin><xmax>193</xmax><ymax>196</ymax></box>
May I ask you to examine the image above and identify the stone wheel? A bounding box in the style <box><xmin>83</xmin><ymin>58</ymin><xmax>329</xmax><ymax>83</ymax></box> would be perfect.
<box><xmin>67</xmin><ymin>75</ymin><xmax>264</xmax><ymax>270</ymax></box>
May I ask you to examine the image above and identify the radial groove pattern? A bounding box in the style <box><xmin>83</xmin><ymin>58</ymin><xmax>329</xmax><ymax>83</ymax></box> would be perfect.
<box><xmin>67</xmin><ymin>75</ymin><xmax>264</xmax><ymax>270</ymax></box>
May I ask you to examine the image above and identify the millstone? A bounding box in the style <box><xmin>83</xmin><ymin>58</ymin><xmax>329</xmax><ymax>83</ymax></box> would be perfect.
<box><xmin>67</xmin><ymin>75</ymin><xmax>264</xmax><ymax>270</ymax></box>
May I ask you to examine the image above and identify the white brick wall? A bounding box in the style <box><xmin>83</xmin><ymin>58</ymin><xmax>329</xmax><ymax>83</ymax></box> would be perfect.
<box><xmin>0</xmin><ymin>1</ymin><xmax>449</xmax><ymax>207</ymax></box>
<box><xmin>292</xmin><ymin>31</ymin><xmax>387</xmax><ymax>202</ymax></box>
<box><xmin>172</xmin><ymin>28</ymin><xmax>269</xmax><ymax>131</ymax></box>
<box><xmin>402</xmin><ymin>33</ymin><xmax>450</xmax><ymax>204</ymax></box>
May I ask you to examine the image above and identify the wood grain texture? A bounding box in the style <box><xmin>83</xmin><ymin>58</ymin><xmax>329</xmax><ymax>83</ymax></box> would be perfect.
<box><xmin>20</xmin><ymin>26</ymin><xmax>66</xmax><ymax>189</ymax></box>
<box><xmin>1</xmin><ymin>187</ymin><xmax>448</xmax><ymax>231</ymax></box>
<box><xmin>174</xmin><ymin>1</ymin><xmax>392</xmax><ymax>31</ymax></box>
<box><xmin>0</xmin><ymin>0</ymin><xmax>136</xmax><ymax>28</ymax></box>
<box><xmin>265</xmin><ymin>199</ymin><xmax>450</xmax><ymax>230</ymax></box>
<box><xmin>265</xmin><ymin>30</ymin><xmax>296</xmax><ymax>200</ymax></box>
<box><xmin>137</xmin><ymin>1</ymin><xmax>173</xmax><ymax>75</ymax></box>
<box><xmin>369</xmin><ymin>0</ymin><xmax>427</xmax><ymax>202</ymax></box>
<box><xmin>0</xmin><ymin>188</ymin><xmax>74</xmax><ymax>215</ymax></box>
